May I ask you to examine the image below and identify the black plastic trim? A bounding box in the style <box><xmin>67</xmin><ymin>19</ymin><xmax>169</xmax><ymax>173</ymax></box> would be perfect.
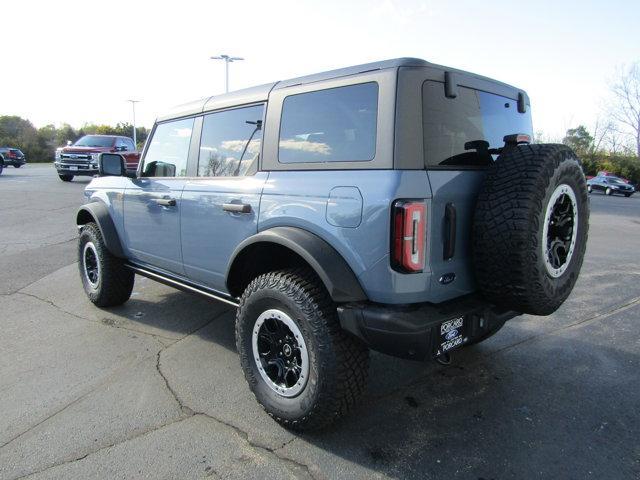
<box><xmin>338</xmin><ymin>295</ymin><xmax>518</xmax><ymax>361</ymax></box>
<box><xmin>76</xmin><ymin>202</ymin><xmax>125</xmax><ymax>258</ymax></box>
<box><xmin>227</xmin><ymin>226</ymin><xmax>367</xmax><ymax>303</ymax></box>
<box><xmin>127</xmin><ymin>263</ymin><xmax>239</xmax><ymax>307</ymax></box>
<box><xmin>443</xmin><ymin>203</ymin><xmax>456</xmax><ymax>260</ymax></box>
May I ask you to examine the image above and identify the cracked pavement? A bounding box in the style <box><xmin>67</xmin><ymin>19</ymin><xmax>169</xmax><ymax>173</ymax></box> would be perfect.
<box><xmin>1</xmin><ymin>165</ymin><xmax>639</xmax><ymax>479</ymax></box>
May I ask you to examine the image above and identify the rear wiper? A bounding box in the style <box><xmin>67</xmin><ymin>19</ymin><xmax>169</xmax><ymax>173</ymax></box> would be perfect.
<box><xmin>464</xmin><ymin>133</ymin><xmax>532</xmax><ymax>156</ymax></box>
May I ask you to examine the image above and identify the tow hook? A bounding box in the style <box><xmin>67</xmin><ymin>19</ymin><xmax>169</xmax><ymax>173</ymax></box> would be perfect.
<box><xmin>436</xmin><ymin>352</ymin><xmax>452</xmax><ymax>366</ymax></box>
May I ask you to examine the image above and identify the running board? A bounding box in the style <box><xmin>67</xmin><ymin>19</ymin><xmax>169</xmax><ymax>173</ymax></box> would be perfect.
<box><xmin>127</xmin><ymin>264</ymin><xmax>240</xmax><ymax>307</ymax></box>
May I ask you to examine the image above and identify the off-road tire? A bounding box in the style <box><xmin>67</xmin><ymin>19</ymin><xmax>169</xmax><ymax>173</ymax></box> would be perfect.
<box><xmin>473</xmin><ymin>144</ymin><xmax>589</xmax><ymax>316</ymax></box>
<box><xmin>78</xmin><ymin>222</ymin><xmax>134</xmax><ymax>307</ymax></box>
<box><xmin>236</xmin><ymin>268</ymin><xmax>369</xmax><ymax>431</ymax></box>
<box><xmin>59</xmin><ymin>174</ymin><xmax>73</xmax><ymax>182</ymax></box>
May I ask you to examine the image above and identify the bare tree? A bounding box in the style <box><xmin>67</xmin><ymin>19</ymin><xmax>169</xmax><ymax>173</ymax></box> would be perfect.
<box><xmin>591</xmin><ymin>118</ymin><xmax>614</xmax><ymax>153</ymax></box>
<box><xmin>609</xmin><ymin>62</ymin><xmax>640</xmax><ymax>157</ymax></box>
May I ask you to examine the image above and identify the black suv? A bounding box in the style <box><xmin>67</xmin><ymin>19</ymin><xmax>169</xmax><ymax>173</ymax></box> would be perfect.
<box><xmin>0</xmin><ymin>147</ymin><xmax>26</xmax><ymax>171</ymax></box>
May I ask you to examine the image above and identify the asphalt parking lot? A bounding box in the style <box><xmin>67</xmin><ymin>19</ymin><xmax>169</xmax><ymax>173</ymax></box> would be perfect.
<box><xmin>1</xmin><ymin>164</ymin><xmax>639</xmax><ymax>479</ymax></box>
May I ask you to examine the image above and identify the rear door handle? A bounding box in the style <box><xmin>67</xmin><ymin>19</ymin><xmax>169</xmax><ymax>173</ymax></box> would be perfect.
<box><xmin>222</xmin><ymin>203</ymin><xmax>252</xmax><ymax>214</ymax></box>
<box><xmin>152</xmin><ymin>198</ymin><xmax>176</xmax><ymax>207</ymax></box>
<box><xmin>443</xmin><ymin>203</ymin><xmax>456</xmax><ymax>260</ymax></box>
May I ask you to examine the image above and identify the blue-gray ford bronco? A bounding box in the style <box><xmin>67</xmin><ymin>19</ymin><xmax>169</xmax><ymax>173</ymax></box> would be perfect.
<box><xmin>76</xmin><ymin>58</ymin><xmax>589</xmax><ymax>430</ymax></box>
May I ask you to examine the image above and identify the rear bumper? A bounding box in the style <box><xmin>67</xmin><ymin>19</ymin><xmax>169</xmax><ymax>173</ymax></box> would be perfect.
<box><xmin>5</xmin><ymin>159</ymin><xmax>26</xmax><ymax>166</ymax></box>
<box><xmin>338</xmin><ymin>294</ymin><xmax>519</xmax><ymax>361</ymax></box>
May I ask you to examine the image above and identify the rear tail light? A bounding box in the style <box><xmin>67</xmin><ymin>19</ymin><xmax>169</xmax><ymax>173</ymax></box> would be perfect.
<box><xmin>391</xmin><ymin>200</ymin><xmax>426</xmax><ymax>273</ymax></box>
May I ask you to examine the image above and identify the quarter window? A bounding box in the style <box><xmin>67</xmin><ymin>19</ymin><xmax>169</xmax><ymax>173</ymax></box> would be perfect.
<box><xmin>142</xmin><ymin>118</ymin><xmax>194</xmax><ymax>177</ymax></box>
<box><xmin>198</xmin><ymin>104</ymin><xmax>264</xmax><ymax>177</ymax></box>
<box><xmin>278</xmin><ymin>82</ymin><xmax>378</xmax><ymax>164</ymax></box>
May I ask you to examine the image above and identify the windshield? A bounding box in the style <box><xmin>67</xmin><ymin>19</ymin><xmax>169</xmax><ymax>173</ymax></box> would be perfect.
<box><xmin>422</xmin><ymin>81</ymin><xmax>533</xmax><ymax>167</ymax></box>
<box><xmin>73</xmin><ymin>135</ymin><xmax>114</xmax><ymax>148</ymax></box>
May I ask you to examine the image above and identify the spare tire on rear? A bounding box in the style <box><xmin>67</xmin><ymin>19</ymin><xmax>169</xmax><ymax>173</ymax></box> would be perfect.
<box><xmin>472</xmin><ymin>144</ymin><xmax>589</xmax><ymax>316</ymax></box>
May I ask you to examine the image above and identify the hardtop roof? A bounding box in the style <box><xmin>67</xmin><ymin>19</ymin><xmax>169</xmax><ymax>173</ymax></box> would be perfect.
<box><xmin>156</xmin><ymin>57</ymin><xmax>524</xmax><ymax>122</ymax></box>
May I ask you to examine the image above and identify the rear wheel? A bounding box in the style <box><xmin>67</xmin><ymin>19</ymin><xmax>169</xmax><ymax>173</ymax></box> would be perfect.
<box><xmin>624</xmin><ymin>193</ymin><xmax>632</xmax><ymax>197</ymax></box>
<box><xmin>59</xmin><ymin>174</ymin><xmax>73</xmax><ymax>182</ymax></box>
<box><xmin>473</xmin><ymin>144</ymin><xmax>589</xmax><ymax>316</ymax></box>
<box><xmin>236</xmin><ymin>269</ymin><xmax>369</xmax><ymax>431</ymax></box>
<box><xmin>14</xmin><ymin>164</ymin><xmax>21</xmax><ymax>168</ymax></box>
<box><xmin>0</xmin><ymin>163</ymin><xmax>3</xmax><ymax>175</ymax></box>
<box><xmin>587</xmin><ymin>184</ymin><xmax>592</xmax><ymax>193</ymax></box>
<box><xmin>78</xmin><ymin>222</ymin><xmax>134</xmax><ymax>307</ymax></box>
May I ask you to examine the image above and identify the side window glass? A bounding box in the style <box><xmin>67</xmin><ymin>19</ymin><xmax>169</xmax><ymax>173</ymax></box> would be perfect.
<box><xmin>278</xmin><ymin>82</ymin><xmax>378</xmax><ymax>164</ymax></box>
<box><xmin>142</xmin><ymin>118</ymin><xmax>194</xmax><ymax>177</ymax></box>
<box><xmin>125</xmin><ymin>138</ymin><xmax>135</xmax><ymax>151</ymax></box>
<box><xmin>198</xmin><ymin>104</ymin><xmax>264</xmax><ymax>177</ymax></box>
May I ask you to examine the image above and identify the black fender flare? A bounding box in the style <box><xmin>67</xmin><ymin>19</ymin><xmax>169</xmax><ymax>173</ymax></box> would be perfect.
<box><xmin>76</xmin><ymin>202</ymin><xmax>125</xmax><ymax>258</ymax></box>
<box><xmin>226</xmin><ymin>226</ymin><xmax>367</xmax><ymax>303</ymax></box>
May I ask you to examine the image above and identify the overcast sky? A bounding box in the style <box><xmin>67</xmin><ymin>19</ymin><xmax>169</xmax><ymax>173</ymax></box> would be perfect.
<box><xmin>3</xmin><ymin>0</ymin><xmax>639</xmax><ymax>138</ymax></box>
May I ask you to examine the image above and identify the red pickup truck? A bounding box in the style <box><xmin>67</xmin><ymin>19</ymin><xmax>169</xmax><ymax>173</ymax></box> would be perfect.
<box><xmin>54</xmin><ymin>135</ymin><xmax>140</xmax><ymax>182</ymax></box>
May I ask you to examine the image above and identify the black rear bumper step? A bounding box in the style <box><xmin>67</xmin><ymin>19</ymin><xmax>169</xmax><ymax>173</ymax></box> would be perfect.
<box><xmin>338</xmin><ymin>294</ymin><xmax>518</xmax><ymax>361</ymax></box>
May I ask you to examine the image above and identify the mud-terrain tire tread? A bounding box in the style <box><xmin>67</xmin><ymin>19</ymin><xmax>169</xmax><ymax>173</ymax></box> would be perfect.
<box><xmin>78</xmin><ymin>222</ymin><xmax>134</xmax><ymax>307</ymax></box>
<box><xmin>473</xmin><ymin>144</ymin><xmax>589</xmax><ymax>315</ymax></box>
<box><xmin>236</xmin><ymin>268</ymin><xmax>369</xmax><ymax>431</ymax></box>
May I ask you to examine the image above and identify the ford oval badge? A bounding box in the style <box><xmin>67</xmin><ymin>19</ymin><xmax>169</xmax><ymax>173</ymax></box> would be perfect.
<box><xmin>439</xmin><ymin>273</ymin><xmax>456</xmax><ymax>285</ymax></box>
<box><xmin>445</xmin><ymin>329</ymin><xmax>459</xmax><ymax>340</ymax></box>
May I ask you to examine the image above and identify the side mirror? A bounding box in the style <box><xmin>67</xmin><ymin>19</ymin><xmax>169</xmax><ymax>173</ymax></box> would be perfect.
<box><xmin>98</xmin><ymin>153</ymin><xmax>126</xmax><ymax>176</ymax></box>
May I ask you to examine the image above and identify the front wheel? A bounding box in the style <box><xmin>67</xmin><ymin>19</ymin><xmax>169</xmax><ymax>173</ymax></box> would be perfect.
<box><xmin>624</xmin><ymin>193</ymin><xmax>632</xmax><ymax>197</ymax></box>
<box><xmin>236</xmin><ymin>269</ymin><xmax>369</xmax><ymax>431</ymax></box>
<box><xmin>605</xmin><ymin>187</ymin><xmax>612</xmax><ymax>196</ymax></box>
<box><xmin>78</xmin><ymin>222</ymin><xmax>134</xmax><ymax>307</ymax></box>
<box><xmin>59</xmin><ymin>174</ymin><xmax>73</xmax><ymax>182</ymax></box>
<box><xmin>587</xmin><ymin>185</ymin><xmax>592</xmax><ymax>193</ymax></box>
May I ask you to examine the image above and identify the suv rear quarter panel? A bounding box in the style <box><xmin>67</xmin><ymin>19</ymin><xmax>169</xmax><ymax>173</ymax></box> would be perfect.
<box><xmin>258</xmin><ymin>170</ymin><xmax>437</xmax><ymax>304</ymax></box>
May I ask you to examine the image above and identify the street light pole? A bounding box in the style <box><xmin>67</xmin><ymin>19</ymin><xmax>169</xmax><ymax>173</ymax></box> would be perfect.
<box><xmin>127</xmin><ymin>100</ymin><xmax>140</xmax><ymax>147</ymax></box>
<box><xmin>210</xmin><ymin>54</ymin><xmax>244</xmax><ymax>93</ymax></box>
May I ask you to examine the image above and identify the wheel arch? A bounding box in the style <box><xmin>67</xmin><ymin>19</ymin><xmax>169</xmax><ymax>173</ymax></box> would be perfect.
<box><xmin>226</xmin><ymin>227</ymin><xmax>367</xmax><ymax>303</ymax></box>
<box><xmin>76</xmin><ymin>202</ymin><xmax>125</xmax><ymax>258</ymax></box>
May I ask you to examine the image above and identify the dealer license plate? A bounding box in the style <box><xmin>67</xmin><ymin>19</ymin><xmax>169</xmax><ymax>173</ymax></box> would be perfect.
<box><xmin>438</xmin><ymin>316</ymin><xmax>465</xmax><ymax>354</ymax></box>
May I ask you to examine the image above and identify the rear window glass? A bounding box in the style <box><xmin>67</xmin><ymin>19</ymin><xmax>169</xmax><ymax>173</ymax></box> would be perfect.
<box><xmin>74</xmin><ymin>135</ymin><xmax>114</xmax><ymax>148</ymax></box>
<box><xmin>422</xmin><ymin>81</ymin><xmax>533</xmax><ymax>167</ymax></box>
<box><xmin>278</xmin><ymin>82</ymin><xmax>378</xmax><ymax>164</ymax></box>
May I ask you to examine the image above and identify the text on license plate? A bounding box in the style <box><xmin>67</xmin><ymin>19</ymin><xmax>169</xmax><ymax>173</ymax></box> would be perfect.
<box><xmin>70</xmin><ymin>166</ymin><xmax>78</xmax><ymax>171</ymax></box>
<box><xmin>440</xmin><ymin>317</ymin><xmax>464</xmax><ymax>353</ymax></box>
